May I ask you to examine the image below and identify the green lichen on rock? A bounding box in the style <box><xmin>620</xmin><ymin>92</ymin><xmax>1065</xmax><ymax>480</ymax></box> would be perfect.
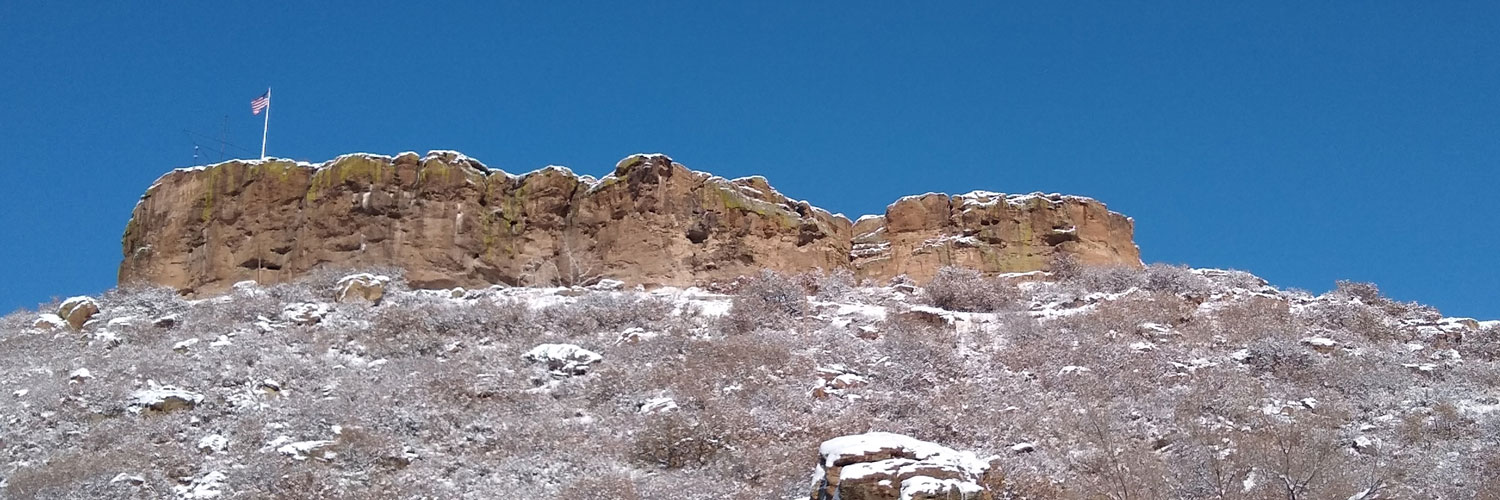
<box><xmin>614</xmin><ymin>154</ymin><xmax>648</xmax><ymax>175</ymax></box>
<box><xmin>706</xmin><ymin>182</ymin><xmax>799</xmax><ymax>229</ymax></box>
<box><xmin>306</xmin><ymin>155</ymin><xmax>390</xmax><ymax>203</ymax></box>
<box><xmin>201</xmin><ymin>164</ymin><xmax>220</xmax><ymax>222</ymax></box>
<box><xmin>248</xmin><ymin>160</ymin><xmax>299</xmax><ymax>184</ymax></box>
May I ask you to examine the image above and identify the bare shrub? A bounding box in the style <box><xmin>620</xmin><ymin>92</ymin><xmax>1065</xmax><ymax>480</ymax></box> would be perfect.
<box><xmin>1333</xmin><ymin>280</ymin><xmax>1385</xmax><ymax>305</ymax></box>
<box><xmin>539</xmin><ymin>292</ymin><xmax>674</xmax><ymax>335</ymax></box>
<box><xmin>1190</xmin><ymin>295</ymin><xmax>1297</xmax><ymax>344</ymax></box>
<box><xmin>631</xmin><ymin>412</ymin><xmax>730</xmax><ymax>469</ymax></box>
<box><xmin>1062</xmin><ymin>290</ymin><xmax>1196</xmax><ymax>341</ymax></box>
<box><xmin>807</xmin><ymin>267</ymin><xmax>858</xmax><ymax>302</ymax></box>
<box><xmin>1141</xmin><ymin>263</ymin><xmax>1214</xmax><ymax>296</ymax></box>
<box><xmin>723</xmin><ymin>270</ymin><xmax>808</xmax><ymax>334</ymax></box>
<box><xmin>1331</xmin><ymin>279</ymin><xmax>1438</xmax><ymax>323</ymax></box>
<box><xmin>1063</xmin><ymin>265</ymin><xmax>1145</xmax><ymax>294</ymax></box>
<box><xmin>1307</xmin><ymin>297</ymin><xmax>1407</xmax><ymax>342</ymax></box>
<box><xmin>1049</xmin><ymin>252</ymin><xmax>1084</xmax><ymax>281</ymax></box>
<box><xmin>1461</xmin><ymin>324</ymin><xmax>1500</xmax><ymax>361</ymax></box>
<box><xmin>1240</xmin><ymin>415</ymin><xmax>1359</xmax><ymax>499</ymax></box>
<box><xmin>361</xmin><ymin>298</ymin><xmax>530</xmax><ymax>358</ymax></box>
<box><xmin>922</xmin><ymin>266</ymin><xmax>1024</xmax><ymax>312</ymax></box>
<box><xmin>1243</xmin><ymin>337</ymin><xmax>1318</xmax><ymax>380</ymax></box>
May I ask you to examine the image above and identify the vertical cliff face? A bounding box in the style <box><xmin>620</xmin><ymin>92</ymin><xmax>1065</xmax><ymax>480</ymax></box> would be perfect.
<box><xmin>119</xmin><ymin>151</ymin><xmax>1139</xmax><ymax>294</ymax></box>
<box><xmin>850</xmin><ymin>191</ymin><xmax>1141</xmax><ymax>283</ymax></box>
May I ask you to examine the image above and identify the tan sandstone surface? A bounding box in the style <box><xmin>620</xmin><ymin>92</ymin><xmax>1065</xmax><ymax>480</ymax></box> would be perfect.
<box><xmin>119</xmin><ymin>152</ymin><xmax>1140</xmax><ymax>294</ymax></box>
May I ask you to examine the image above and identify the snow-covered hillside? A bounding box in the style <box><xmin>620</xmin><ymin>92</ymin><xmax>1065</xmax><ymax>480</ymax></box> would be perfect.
<box><xmin>2</xmin><ymin>265</ymin><xmax>1497</xmax><ymax>499</ymax></box>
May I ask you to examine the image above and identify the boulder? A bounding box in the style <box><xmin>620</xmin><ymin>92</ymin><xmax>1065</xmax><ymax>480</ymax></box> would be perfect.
<box><xmin>281</xmin><ymin>302</ymin><xmax>330</xmax><ymax>325</ymax></box>
<box><xmin>57</xmin><ymin>296</ymin><xmax>100</xmax><ymax>331</ymax></box>
<box><xmin>336</xmin><ymin>273</ymin><xmax>389</xmax><ymax>303</ymax></box>
<box><xmin>129</xmin><ymin>383</ymin><xmax>203</xmax><ymax>413</ymax></box>
<box><xmin>522</xmin><ymin>343</ymin><xmax>603</xmax><ymax>376</ymax></box>
<box><xmin>33</xmin><ymin>314</ymin><xmax>68</xmax><ymax>331</ymax></box>
<box><xmin>811</xmin><ymin>432</ymin><xmax>996</xmax><ymax>500</ymax></box>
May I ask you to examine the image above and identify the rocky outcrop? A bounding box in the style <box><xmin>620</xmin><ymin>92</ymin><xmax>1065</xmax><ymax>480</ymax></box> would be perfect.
<box><xmin>119</xmin><ymin>152</ymin><xmax>1139</xmax><ymax>294</ymax></box>
<box><xmin>58</xmin><ymin>296</ymin><xmax>101</xmax><ymax>331</ymax></box>
<box><xmin>335</xmin><ymin>273</ymin><xmax>389</xmax><ymax>303</ymax></box>
<box><xmin>851</xmin><ymin>191</ymin><xmax>1140</xmax><ymax>283</ymax></box>
<box><xmin>812</xmin><ymin>432</ymin><xmax>997</xmax><ymax>500</ymax></box>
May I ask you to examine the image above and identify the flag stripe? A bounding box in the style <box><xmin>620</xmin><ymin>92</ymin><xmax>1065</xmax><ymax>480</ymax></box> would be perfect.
<box><xmin>251</xmin><ymin>93</ymin><xmax>270</xmax><ymax>115</ymax></box>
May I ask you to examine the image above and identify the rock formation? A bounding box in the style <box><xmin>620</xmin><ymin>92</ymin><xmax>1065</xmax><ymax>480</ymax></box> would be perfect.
<box><xmin>119</xmin><ymin>151</ymin><xmax>1140</xmax><ymax>294</ymax></box>
<box><xmin>812</xmin><ymin>432</ymin><xmax>997</xmax><ymax>500</ymax></box>
<box><xmin>851</xmin><ymin>191</ymin><xmax>1140</xmax><ymax>283</ymax></box>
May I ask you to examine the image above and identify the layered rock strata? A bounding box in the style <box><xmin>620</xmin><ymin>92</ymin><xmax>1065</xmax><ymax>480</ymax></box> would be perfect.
<box><xmin>120</xmin><ymin>152</ymin><xmax>1140</xmax><ymax>294</ymax></box>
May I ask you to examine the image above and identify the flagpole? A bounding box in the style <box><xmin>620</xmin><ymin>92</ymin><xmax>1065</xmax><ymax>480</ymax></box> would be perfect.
<box><xmin>260</xmin><ymin>87</ymin><xmax>271</xmax><ymax>159</ymax></box>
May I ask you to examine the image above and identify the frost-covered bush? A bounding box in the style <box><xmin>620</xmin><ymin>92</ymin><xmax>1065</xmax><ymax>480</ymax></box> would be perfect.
<box><xmin>540</xmin><ymin>292</ymin><xmax>674</xmax><ymax>335</ymax></box>
<box><xmin>922</xmin><ymin>266</ymin><xmax>1023</xmax><ymax>312</ymax></box>
<box><xmin>1141</xmin><ymin>263</ymin><xmax>1214</xmax><ymax>296</ymax></box>
<box><xmin>1243</xmin><ymin>337</ymin><xmax>1317</xmax><ymax>379</ymax></box>
<box><xmin>1060</xmin><ymin>263</ymin><xmax>1215</xmax><ymax>297</ymax></box>
<box><xmin>723</xmin><ymin>270</ymin><xmax>809</xmax><ymax>334</ymax></box>
<box><xmin>1463</xmin><ymin>324</ymin><xmax>1500</xmax><ymax>361</ymax></box>
<box><xmin>807</xmin><ymin>267</ymin><xmax>859</xmax><ymax>302</ymax></box>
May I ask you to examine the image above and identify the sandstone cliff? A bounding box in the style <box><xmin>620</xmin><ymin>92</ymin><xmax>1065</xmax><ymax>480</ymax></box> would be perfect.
<box><xmin>119</xmin><ymin>151</ymin><xmax>1140</xmax><ymax>293</ymax></box>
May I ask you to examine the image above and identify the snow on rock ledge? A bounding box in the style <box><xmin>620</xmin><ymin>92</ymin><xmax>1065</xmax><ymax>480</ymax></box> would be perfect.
<box><xmin>811</xmin><ymin>432</ymin><xmax>995</xmax><ymax>500</ymax></box>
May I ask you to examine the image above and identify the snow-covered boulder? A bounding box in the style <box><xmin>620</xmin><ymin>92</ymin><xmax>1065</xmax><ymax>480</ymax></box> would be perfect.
<box><xmin>129</xmin><ymin>383</ymin><xmax>204</xmax><ymax>413</ymax></box>
<box><xmin>153</xmin><ymin>314</ymin><xmax>180</xmax><ymax>329</ymax></box>
<box><xmin>1300</xmin><ymin>336</ymin><xmax>1338</xmax><ymax>354</ymax></box>
<box><xmin>638</xmin><ymin>397</ymin><xmax>678</xmax><ymax>414</ymax></box>
<box><xmin>173</xmin><ymin>470</ymin><xmax>227</xmax><ymax>499</ymax></box>
<box><xmin>813</xmin><ymin>365</ymin><xmax>868</xmax><ymax>399</ymax></box>
<box><xmin>522</xmin><ymin>343</ymin><xmax>603</xmax><ymax>376</ymax></box>
<box><xmin>58</xmin><ymin>296</ymin><xmax>100</xmax><ymax>331</ymax></box>
<box><xmin>811</xmin><ymin>432</ymin><xmax>995</xmax><ymax>500</ymax></box>
<box><xmin>281</xmin><ymin>302</ymin><xmax>331</xmax><ymax>325</ymax></box>
<box><xmin>67</xmin><ymin>368</ymin><xmax>92</xmax><ymax>383</ymax></box>
<box><xmin>198</xmin><ymin>434</ymin><xmax>229</xmax><ymax>454</ymax></box>
<box><xmin>336</xmin><ymin>273</ymin><xmax>390</xmax><ymax>304</ymax></box>
<box><xmin>32</xmin><ymin>313</ymin><xmax>68</xmax><ymax>331</ymax></box>
<box><xmin>616</xmin><ymin>326</ymin><xmax>660</xmax><ymax>344</ymax></box>
<box><xmin>273</xmin><ymin>435</ymin><xmax>340</xmax><ymax>459</ymax></box>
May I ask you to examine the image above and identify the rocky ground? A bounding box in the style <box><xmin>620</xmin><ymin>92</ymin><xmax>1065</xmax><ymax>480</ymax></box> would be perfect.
<box><xmin>2</xmin><ymin>265</ymin><xmax>1498</xmax><ymax>499</ymax></box>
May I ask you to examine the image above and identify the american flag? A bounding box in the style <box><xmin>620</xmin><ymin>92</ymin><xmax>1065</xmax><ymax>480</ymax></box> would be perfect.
<box><xmin>251</xmin><ymin>92</ymin><xmax>270</xmax><ymax>115</ymax></box>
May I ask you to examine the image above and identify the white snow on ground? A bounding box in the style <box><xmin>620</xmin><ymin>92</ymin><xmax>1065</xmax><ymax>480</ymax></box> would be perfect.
<box><xmin>197</xmin><ymin>434</ymin><xmax>228</xmax><ymax>453</ymax></box>
<box><xmin>129</xmin><ymin>383</ymin><xmax>204</xmax><ymax>413</ymax></box>
<box><xmin>276</xmin><ymin>439</ymin><xmax>335</xmax><ymax>461</ymax></box>
<box><xmin>7</xmin><ymin>265</ymin><xmax>1498</xmax><ymax>498</ymax></box>
<box><xmin>523</xmin><ymin>343</ymin><xmax>604</xmax><ymax>376</ymax></box>
<box><xmin>172</xmin><ymin>470</ymin><xmax>226</xmax><ymax>499</ymax></box>
<box><xmin>650</xmin><ymin>287</ymin><xmax>733</xmax><ymax>317</ymax></box>
<box><xmin>281</xmin><ymin>302</ymin><xmax>330</xmax><ymax>324</ymax></box>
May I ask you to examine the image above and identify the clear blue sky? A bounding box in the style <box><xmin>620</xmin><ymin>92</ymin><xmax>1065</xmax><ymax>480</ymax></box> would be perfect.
<box><xmin>2</xmin><ymin>3</ymin><xmax>1496</xmax><ymax>319</ymax></box>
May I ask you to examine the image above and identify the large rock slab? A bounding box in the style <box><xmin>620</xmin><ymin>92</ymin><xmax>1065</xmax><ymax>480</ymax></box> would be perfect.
<box><xmin>851</xmin><ymin>191</ymin><xmax>1141</xmax><ymax>283</ymax></box>
<box><xmin>811</xmin><ymin>432</ymin><xmax>996</xmax><ymax>500</ymax></box>
<box><xmin>119</xmin><ymin>152</ymin><xmax>1139</xmax><ymax>294</ymax></box>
